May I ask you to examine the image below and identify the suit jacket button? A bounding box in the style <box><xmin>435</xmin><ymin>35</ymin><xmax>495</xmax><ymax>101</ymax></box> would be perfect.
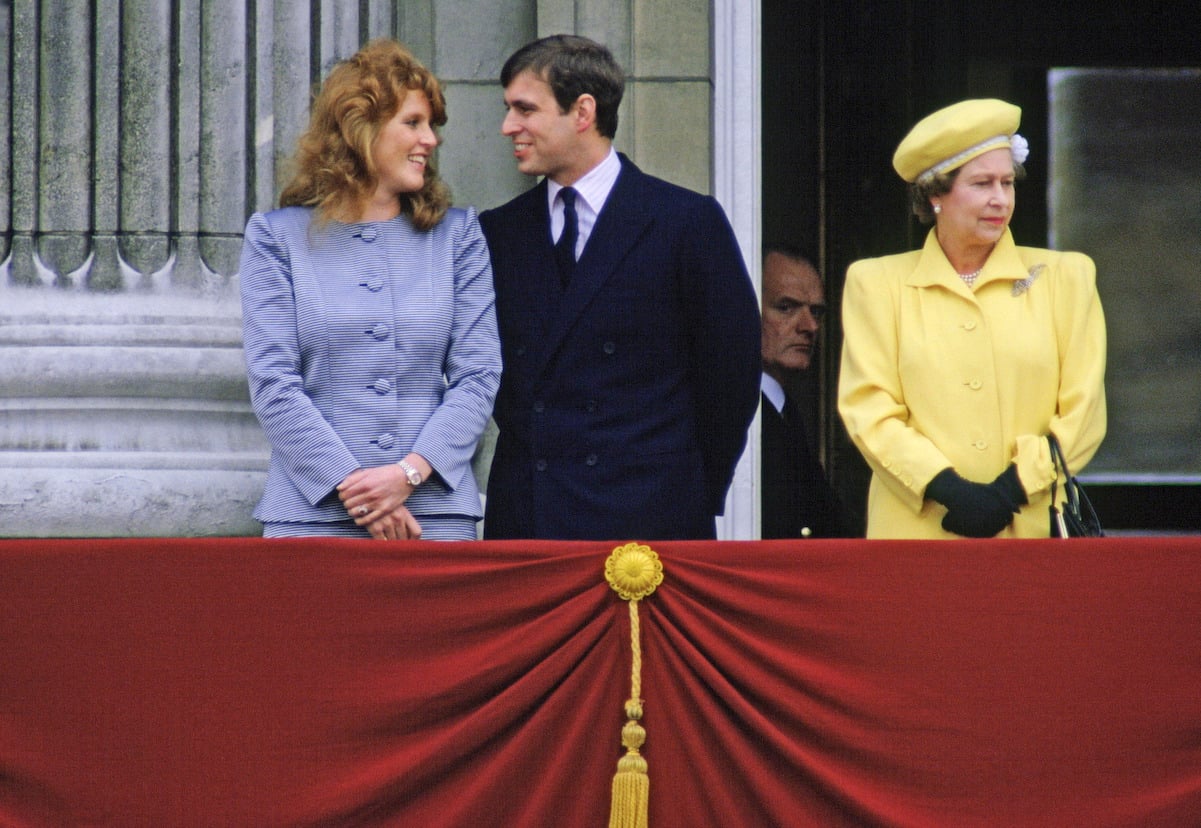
<box><xmin>535</xmin><ymin>459</ymin><xmax>548</xmax><ymax>472</ymax></box>
<box><xmin>602</xmin><ymin>341</ymin><xmax>616</xmax><ymax>354</ymax></box>
<box><xmin>585</xmin><ymin>454</ymin><xmax>598</xmax><ymax>466</ymax></box>
<box><xmin>533</xmin><ymin>401</ymin><xmax>545</xmax><ymax>413</ymax></box>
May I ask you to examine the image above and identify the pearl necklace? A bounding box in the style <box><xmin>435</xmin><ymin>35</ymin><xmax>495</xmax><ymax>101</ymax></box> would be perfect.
<box><xmin>959</xmin><ymin>268</ymin><xmax>982</xmax><ymax>287</ymax></box>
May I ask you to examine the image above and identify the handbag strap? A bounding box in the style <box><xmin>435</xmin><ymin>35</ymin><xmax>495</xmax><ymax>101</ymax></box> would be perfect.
<box><xmin>1047</xmin><ymin>433</ymin><xmax>1081</xmax><ymax>513</ymax></box>
<box><xmin>1047</xmin><ymin>432</ymin><xmax>1105</xmax><ymax>537</ymax></box>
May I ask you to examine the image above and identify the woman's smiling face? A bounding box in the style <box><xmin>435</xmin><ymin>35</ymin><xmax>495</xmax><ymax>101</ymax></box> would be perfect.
<box><xmin>371</xmin><ymin>89</ymin><xmax>439</xmax><ymax>198</ymax></box>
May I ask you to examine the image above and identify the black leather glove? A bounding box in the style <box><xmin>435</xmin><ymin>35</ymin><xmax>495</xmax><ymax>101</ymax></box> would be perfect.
<box><xmin>925</xmin><ymin>468</ymin><xmax>1018</xmax><ymax>538</ymax></box>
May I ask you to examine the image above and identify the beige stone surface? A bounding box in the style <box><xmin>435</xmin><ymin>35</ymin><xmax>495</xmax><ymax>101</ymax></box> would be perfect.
<box><xmin>631</xmin><ymin>81</ymin><xmax>713</xmax><ymax>195</ymax></box>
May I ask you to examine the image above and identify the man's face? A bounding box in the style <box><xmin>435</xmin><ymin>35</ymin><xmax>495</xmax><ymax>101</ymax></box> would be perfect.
<box><xmin>761</xmin><ymin>252</ymin><xmax>826</xmax><ymax>380</ymax></box>
<box><xmin>500</xmin><ymin>70</ymin><xmax>585</xmax><ymax>185</ymax></box>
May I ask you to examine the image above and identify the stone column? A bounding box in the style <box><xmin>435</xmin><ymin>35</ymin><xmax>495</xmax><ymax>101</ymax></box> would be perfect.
<box><xmin>0</xmin><ymin>292</ymin><xmax>263</xmax><ymax>536</ymax></box>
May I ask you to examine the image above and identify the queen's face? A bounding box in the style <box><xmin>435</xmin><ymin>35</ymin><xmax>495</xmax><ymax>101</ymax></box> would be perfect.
<box><xmin>933</xmin><ymin>148</ymin><xmax>1016</xmax><ymax>248</ymax></box>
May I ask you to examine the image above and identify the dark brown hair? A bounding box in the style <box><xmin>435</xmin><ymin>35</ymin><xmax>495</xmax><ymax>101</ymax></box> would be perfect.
<box><xmin>501</xmin><ymin>35</ymin><xmax>625</xmax><ymax>139</ymax></box>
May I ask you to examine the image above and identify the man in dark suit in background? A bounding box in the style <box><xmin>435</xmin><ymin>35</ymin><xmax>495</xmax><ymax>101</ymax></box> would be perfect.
<box><xmin>760</xmin><ymin>245</ymin><xmax>858</xmax><ymax>538</ymax></box>
<box><xmin>479</xmin><ymin>34</ymin><xmax>760</xmax><ymax>540</ymax></box>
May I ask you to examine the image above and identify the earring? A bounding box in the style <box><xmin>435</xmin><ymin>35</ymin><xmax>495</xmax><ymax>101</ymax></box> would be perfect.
<box><xmin>932</xmin><ymin>203</ymin><xmax>942</xmax><ymax>214</ymax></box>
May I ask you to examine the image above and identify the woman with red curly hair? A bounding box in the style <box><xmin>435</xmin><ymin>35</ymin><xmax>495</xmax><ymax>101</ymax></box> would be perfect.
<box><xmin>240</xmin><ymin>39</ymin><xmax>500</xmax><ymax>541</ymax></box>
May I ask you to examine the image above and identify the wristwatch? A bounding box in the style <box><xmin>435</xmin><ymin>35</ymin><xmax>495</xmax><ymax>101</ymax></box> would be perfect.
<box><xmin>397</xmin><ymin>459</ymin><xmax>423</xmax><ymax>487</ymax></box>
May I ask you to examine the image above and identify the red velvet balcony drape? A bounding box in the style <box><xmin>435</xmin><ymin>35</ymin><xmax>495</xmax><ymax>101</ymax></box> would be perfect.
<box><xmin>2</xmin><ymin>537</ymin><xmax>1201</xmax><ymax>827</ymax></box>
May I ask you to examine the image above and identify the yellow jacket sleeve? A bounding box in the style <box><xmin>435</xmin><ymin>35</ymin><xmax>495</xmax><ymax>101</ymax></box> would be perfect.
<box><xmin>838</xmin><ymin>253</ymin><xmax>955</xmax><ymax>514</ymax></box>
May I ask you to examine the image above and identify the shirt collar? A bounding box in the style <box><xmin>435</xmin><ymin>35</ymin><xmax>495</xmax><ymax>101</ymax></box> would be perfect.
<box><xmin>547</xmin><ymin>146</ymin><xmax>620</xmax><ymax>215</ymax></box>
<box><xmin>760</xmin><ymin>373</ymin><xmax>786</xmax><ymax>413</ymax></box>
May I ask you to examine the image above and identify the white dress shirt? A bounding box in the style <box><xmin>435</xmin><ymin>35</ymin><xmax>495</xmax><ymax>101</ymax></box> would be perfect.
<box><xmin>760</xmin><ymin>372</ymin><xmax>787</xmax><ymax>415</ymax></box>
<box><xmin>547</xmin><ymin>147</ymin><xmax>621</xmax><ymax>260</ymax></box>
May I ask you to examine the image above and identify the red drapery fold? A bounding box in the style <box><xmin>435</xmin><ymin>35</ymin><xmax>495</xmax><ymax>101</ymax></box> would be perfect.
<box><xmin>2</xmin><ymin>537</ymin><xmax>1201</xmax><ymax>827</ymax></box>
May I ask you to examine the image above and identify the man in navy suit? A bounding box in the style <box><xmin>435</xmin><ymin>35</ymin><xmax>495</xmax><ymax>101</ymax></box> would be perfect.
<box><xmin>479</xmin><ymin>34</ymin><xmax>760</xmax><ymax>540</ymax></box>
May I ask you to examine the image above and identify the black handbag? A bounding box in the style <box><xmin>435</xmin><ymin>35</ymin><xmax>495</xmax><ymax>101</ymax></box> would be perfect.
<box><xmin>1047</xmin><ymin>434</ymin><xmax>1104</xmax><ymax>538</ymax></box>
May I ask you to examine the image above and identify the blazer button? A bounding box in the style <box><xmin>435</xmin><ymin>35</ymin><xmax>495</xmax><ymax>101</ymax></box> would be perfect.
<box><xmin>535</xmin><ymin>459</ymin><xmax>548</xmax><ymax>472</ymax></box>
<box><xmin>515</xmin><ymin>345</ymin><xmax>527</xmax><ymax>357</ymax></box>
<box><xmin>602</xmin><ymin>341</ymin><xmax>616</xmax><ymax>355</ymax></box>
<box><xmin>533</xmin><ymin>401</ymin><xmax>545</xmax><ymax>413</ymax></box>
<box><xmin>585</xmin><ymin>454</ymin><xmax>598</xmax><ymax>466</ymax></box>
<box><xmin>585</xmin><ymin>400</ymin><xmax>597</xmax><ymax>412</ymax></box>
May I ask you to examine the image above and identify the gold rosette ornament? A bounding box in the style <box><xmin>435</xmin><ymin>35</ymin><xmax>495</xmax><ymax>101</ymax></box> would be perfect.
<box><xmin>605</xmin><ymin>541</ymin><xmax>664</xmax><ymax>601</ymax></box>
<box><xmin>604</xmin><ymin>543</ymin><xmax>664</xmax><ymax>828</ymax></box>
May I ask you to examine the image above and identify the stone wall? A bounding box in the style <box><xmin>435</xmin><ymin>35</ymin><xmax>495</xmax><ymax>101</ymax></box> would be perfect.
<box><xmin>0</xmin><ymin>0</ymin><xmax>725</xmax><ymax>536</ymax></box>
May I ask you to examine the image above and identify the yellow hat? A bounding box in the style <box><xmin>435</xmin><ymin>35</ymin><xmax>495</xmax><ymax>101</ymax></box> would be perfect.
<box><xmin>892</xmin><ymin>99</ymin><xmax>1024</xmax><ymax>183</ymax></box>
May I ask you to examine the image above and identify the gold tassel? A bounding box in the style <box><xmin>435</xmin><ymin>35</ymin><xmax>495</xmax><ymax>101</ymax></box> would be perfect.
<box><xmin>604</xmin><ymin>543</ymin><xmax>664</xmax><ymax>828</ymax></box>
<box><xmin>609</xmin><ymin>693</ymin><xmax>649</xmax><ymax>827</ymax></box>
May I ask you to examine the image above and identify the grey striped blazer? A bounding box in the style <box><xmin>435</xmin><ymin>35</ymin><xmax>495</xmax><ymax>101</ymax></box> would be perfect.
<box><xmin>239</xmin><ymin>205</ymin><xmax>500</xmax><ymax>524</ymax></box>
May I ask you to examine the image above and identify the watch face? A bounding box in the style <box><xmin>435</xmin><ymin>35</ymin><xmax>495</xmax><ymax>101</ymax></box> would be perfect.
<box><xmin>399</xmin><ymin>461</ymin><xmax>421</xmax><ymax>486</ymax></box>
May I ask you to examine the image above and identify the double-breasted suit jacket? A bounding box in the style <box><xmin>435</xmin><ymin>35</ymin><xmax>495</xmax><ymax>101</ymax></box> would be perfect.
<box><xmin>479</xmin><ymin>155</ymin><xmax>760</xmax><ymax>540</ymax></box>
<box><xmin>240</xmin><ymin>206</ymin><xmax>501</xmax><ymax>526</ymax></box>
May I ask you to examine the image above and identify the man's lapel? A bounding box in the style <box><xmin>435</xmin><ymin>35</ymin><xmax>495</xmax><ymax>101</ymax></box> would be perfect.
<box><xmin>531</xmin><ymin>158</ymin><xmax>654</xmax><ymax>378</ymax></box>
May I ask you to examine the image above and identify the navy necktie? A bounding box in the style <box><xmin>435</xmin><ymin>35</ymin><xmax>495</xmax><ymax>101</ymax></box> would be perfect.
<box><xmin>554</xmin><ymin>187</ymin><xmax>578</xmax><ymax>286</ymax></box>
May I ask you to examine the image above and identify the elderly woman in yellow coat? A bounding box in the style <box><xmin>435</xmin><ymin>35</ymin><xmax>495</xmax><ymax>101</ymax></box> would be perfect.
<box><xmin>838</xmin><ymin>99</ymin><xmax>1106</xmax><ymax>539</ymax></box>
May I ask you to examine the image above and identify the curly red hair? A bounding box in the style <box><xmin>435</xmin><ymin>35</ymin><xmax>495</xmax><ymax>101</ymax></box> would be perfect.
<box><xmin>280</xmin><ymin>39</ymin><xmax>450</xmax><ymax>230</ymax></box>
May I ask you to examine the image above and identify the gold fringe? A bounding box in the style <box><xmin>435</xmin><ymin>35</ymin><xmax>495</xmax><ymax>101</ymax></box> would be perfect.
<box><xmin>604</xmin><ymin>544</ymin><xmax>664</xmax><ymax>828</ymax></box>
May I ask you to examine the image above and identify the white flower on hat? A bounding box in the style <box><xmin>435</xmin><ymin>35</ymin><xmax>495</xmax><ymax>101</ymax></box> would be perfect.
<box><xmin>1010</xmin><ymin>133</ymin><xmax>1029</xmax><ymax>165</ymax></box>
